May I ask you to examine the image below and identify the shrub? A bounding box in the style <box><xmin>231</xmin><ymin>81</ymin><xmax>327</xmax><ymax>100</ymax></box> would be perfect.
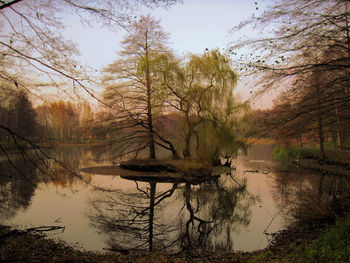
<box><xmin>249</xmin><ymin>215</ymin><xmax>350</xmax><ymax>263</ymax></box>
<box><xmin>273</xmin><ymin>145</ymin><xmax>319</xmax><ymax>162</ymax></box>
<box><xmin>304</xmin><ymin>214</ymin><xmax>350</xmax><ymax>263</ymax></box>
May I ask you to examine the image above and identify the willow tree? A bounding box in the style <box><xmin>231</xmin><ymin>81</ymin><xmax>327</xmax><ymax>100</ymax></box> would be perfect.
<box><xmin>103</xmin><ymin>15</ymin><xmax>178</xmax><ymax>160</ymax></box>
<box><xmin>163</xmin><ymin>50</ymin><xmax>249</xmax><ymax>163</ymax></box>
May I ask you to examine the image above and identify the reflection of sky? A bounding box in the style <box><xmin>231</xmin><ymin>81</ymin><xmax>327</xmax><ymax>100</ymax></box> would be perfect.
<box><xmin>2</xmin><ymin>144</ymin><xmax>287</xmax><ymax>252</ymax></box>
<box><xmin>3</xmin><ymin>145</ymin><xmax>347</xmax><ymax>252</ymax></box>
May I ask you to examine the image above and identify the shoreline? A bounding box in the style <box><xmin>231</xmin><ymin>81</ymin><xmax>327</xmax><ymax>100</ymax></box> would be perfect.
<box><xmin>1</xmin><ymin>215</ymin><xmax>348</xmax><ymax>262</ymax></box>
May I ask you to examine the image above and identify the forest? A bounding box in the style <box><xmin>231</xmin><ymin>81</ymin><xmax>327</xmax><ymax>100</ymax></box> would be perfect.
<box><xmin>1</xmin><ymin>0</ymin><xmax>350</xmax><ymax>262</ymax></box>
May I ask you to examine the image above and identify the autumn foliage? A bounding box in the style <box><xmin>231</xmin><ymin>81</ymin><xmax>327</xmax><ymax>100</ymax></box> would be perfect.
<box><xmin>36</xmin><ymin>100</ymin><xmax>94</xmax><ymax>142</ymax></box>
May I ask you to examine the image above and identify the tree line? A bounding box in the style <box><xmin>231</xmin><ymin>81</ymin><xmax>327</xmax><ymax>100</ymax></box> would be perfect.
<box><xmin>36</xmin><ymin>100</ymin><xmax>95</xmax><ymax>142</ymax></box>
<box><xmin>233</xmin><ymin>0</ymin><xmax>350</xmax><ymax>159</ymax></box>
<box><xmin>0</xmin><ymin>0</ymin><xmax>178</xmax><ymax>149</ymax></box>
<box><xmin>0</xmin><ymin>85</ymin><xmax>37</xmax><ymax>143</ymax></box>
<box><xmin>0</xmin><ymin>84</ymin><xmax>100</xmax><ymax>144</ymax></box>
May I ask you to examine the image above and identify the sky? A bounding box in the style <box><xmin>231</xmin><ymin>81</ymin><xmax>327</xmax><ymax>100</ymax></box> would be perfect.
<box><xmin>62</xmin><ymin>0</ymin><xmax>273</xmax><ymax>108</ymax></box>
<box><xmin>63</xmin><ymin>0</ymin><xmax>263</xmax><ymax>68</ymax></box>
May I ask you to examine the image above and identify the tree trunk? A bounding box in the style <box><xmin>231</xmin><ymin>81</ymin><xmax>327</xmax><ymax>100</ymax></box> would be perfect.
<box><xmin>147</xmin><ymin>90</ymin><xmax>156</xmax><ymax>159</ymax></box>
<box><xmin>333</xmin><ymin>92</ymin><xmax>341</xmax><ymax>149</ymax></box>
<box><xmin>7</xmin><ymin>107</ymin><xmax>11</xmax><ymax>146</ymax></box>
<box><xmin>183</xmin><ymin>113</ymin><xmax>193</xmax><ymax>159</ymax></box>
<box><xmin>148</xmin><ymin>182</ymin><xmax>156</xmax><ymax>251</ymax></box>
<box><xmin>317</xmin><ymin>111</ymin><xmax>326</xmax><ymax>160</ymax></box>
<box><xmin>345</xmin><ymin>2</ymin><xmax>350</xmax><ymax>56</ymax></box>
<box><xmin>315</xmin><ymin>77</ymin><xmax>326</xmax><ymax>160</ymax></box>
<box><xmin>166</xmin><ymin>141</ymin><xmax>180</xmax><ymax>160</ymax></box>
<box><xmin>145</xmin><ymin>38</ymin><xmax>156</xmax><ymax>160</ymax></box>
<box><xmin>183</xmin><ymin>133</ymin><xmax>191</xmax><ymax>159</ymax></box>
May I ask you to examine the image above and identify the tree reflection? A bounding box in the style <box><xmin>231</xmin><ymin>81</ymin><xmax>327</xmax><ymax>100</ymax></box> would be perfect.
<box><xmin>0</xmin><ymin>155</ymin><xmax>40</xmax><ymax>220</ymax></box>
<box><xmin>271</xmin><ymin>170</ymin><xmax>350</xmax><ymax>223</ymax></box>
<box><xmin>88</xmin><ymin>180</ymin><xmax>178</xmax><ymax>252</ymax></box>
<box><xmin>179</xmin><ymin>175</ymin><xmax>256</xmax><ymax>251</ymax></box>
<box><xmin>0</xmin><ymin>146</ymin><xmax>98</xmax><ymax>220</ymax></box>
<box><xmin>47</xmin><ymin>146</ymin><xmax>94</xmax><ymax>187</ymax></box>
<box><xmin>87</xmin><ymin>173</ymin><xmax>256</xmax><ymax>252</ymax></box>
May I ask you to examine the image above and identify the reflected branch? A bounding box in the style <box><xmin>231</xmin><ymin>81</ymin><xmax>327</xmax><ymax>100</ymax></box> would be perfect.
<box><xmin>88</xmin><ymin>180</ymin><xmax>179</xmax><ymax>252</ymax></box>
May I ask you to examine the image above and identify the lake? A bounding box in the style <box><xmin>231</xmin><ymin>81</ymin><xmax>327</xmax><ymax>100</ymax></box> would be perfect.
<box><xmin>1</xmin><ymin>144</ymin><xmax>347</xmax><ymax>253</ymax></box>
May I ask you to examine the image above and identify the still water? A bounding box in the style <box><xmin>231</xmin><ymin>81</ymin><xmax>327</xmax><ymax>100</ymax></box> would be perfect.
<box><xmin>0</xmin><ymin>144</ymin><xmax>343</xmax><ymax>253</ymax></box>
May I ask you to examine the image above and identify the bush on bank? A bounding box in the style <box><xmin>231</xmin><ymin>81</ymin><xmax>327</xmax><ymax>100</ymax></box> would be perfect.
<box><xmin>249</xmin><ymin>214</ymin><xmax>350</xmax><ymax>263</ymax></box>
<box><xmin>273</xmin><ymin>145</ymin><xmax>319</xmax><ymax>163</ymax></box>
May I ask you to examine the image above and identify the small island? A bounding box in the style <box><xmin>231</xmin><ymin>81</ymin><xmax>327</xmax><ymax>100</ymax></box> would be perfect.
<box><xmin>80</xmin><ymin>159</ymin><xmax>232</xmax><ymax>184</ymax></box>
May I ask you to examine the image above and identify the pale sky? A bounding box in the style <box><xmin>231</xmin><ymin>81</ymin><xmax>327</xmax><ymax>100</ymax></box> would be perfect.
<box><xmin>63</xmin><ymin>0</ymin><xmax>264</xmax><ymax>68</ymax></box>
<box><xmin>62</xmin><ymin>0</ymin><xmax>273</xmax><ymax>108</ymax></box>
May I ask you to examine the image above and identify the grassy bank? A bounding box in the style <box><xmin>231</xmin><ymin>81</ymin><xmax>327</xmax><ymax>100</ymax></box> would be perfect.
<box><xmin>272</xmin><ymin>145</ymin><xmax>350</xmax><ymax>176</ymax></box>
<box><xmin>249</xmin><ymin>214</ymin><xmax>350</xmax><ymax>263</ymax></box>
<box><xmin>273</xmin><ymin>145</ymin><xmax>319</xmax><ymax>163</ymax></box>
<box><xmin>273</xmin><ymin>144</ymin><xmax>350</xmax><ymax>164</ymax></box>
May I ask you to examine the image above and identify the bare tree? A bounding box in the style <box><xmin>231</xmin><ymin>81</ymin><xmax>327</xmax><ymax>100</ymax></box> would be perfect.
<box><xmin>0</xmin><ymin>0</ymin><xmax>179</xmax><ymax>174</ymax></box>
<box><xmin>231</xmin><ymin>0</ymin><xmax>350</xmax><ymax>154</ymax></box>
<box><xmin>102</xmin><ymin>15</ymin><xmax>179</xmax><ymax>160</ymax></box>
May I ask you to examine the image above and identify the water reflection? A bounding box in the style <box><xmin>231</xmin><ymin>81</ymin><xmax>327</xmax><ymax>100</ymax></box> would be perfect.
<box><xmin>88</xmin><ymin>180</ymin><xmax>178</xmax><ymax>252</ymax></box>
<box><xmin>4</xmin><ymin>144</ymin><xmax>348</xmax><ymax>253</ymax></box>
<box><xmin>0</xmin><ymin>155</ymin><xmax>39</xmax><ymax>220</ymax></box>
<box><xmin>87</xmin><ymin>174</ymin><xmax>256</xmax><ymax>252</ymax></box>
<box><xmin>179</xmin><ymin>175</ymin><xmax>256</xmax><ymax>251</ymax></box>
<box><xmin>46</xmin><ymin>146</ymin><xmax>95</xmax><ymax>188</ymax></box>
<box><xmin>0</xmin><ymin>146</ymin><xmax>100</xmax><ymax>220</ymax></box>
<box><xmin>271</xmin><ymin>169</ymin><xmax>350</xmax><ymax>223</ymax></box>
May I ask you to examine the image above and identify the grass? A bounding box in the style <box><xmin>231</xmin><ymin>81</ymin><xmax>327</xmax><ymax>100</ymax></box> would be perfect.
<box><xmin>304</xmin><ymin>215</ymin><xmax>350</xmax><ymax>263</ymax></box>
<box><xmin>273</xmin><ymin>145</ymin><xmax>320</xmax><ymax>162</ymax></box>
<box><xmin>273</xmin><ymin>143</ymin><xmax>350</xmax><ymax>164</ymax></box>
<box><xmin>248</xmin><ymin>214</ymin><xmax>350</xmax><ymax>263</ymax></box>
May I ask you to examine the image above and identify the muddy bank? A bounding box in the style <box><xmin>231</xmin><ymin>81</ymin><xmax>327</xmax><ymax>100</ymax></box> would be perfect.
<box><xmin>1</xmin><ymin>215</ymin><xmax>348</xmax><ymax>263</ymax></box>
<box><xmin>120</xmin><ymin>159</ymin><xmax>178</xmax><ymax>173</ymax></box>
<box><xmin>0</xmin><ymin>224</ymin><xmax>247</xmax><ymax>262</ymax></box>
<box><xmin>0</xmin><ymin>224</ymin><xmax>185</xmax><ymax>262</ymax></box>
<box><xmin>80</xmin><ymin>165</ymin><xmax>179</xmax><ymax>177</ymax></box>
